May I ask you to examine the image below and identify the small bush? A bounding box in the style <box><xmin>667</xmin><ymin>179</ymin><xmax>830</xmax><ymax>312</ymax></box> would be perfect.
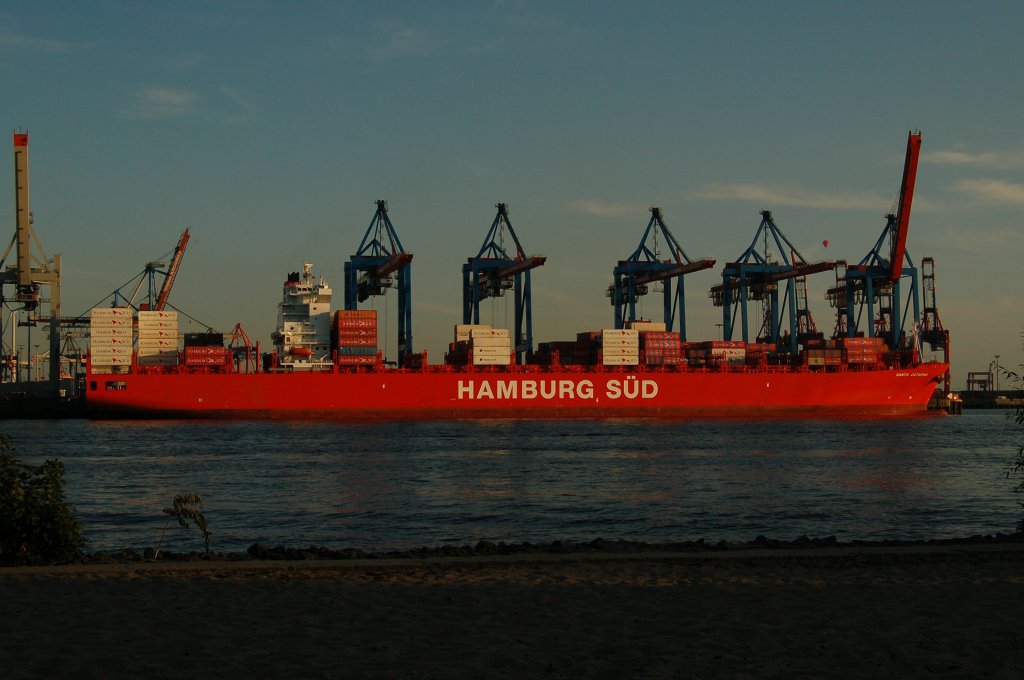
<box><xmin>0</xmin><ymin>435</ymin><xmax>84</xmax><ymax>565</ymax></box>
<box><xmin>162</xmin><ymin>492</ymin><xmax>212</xmax><ymax>554</ymax></box>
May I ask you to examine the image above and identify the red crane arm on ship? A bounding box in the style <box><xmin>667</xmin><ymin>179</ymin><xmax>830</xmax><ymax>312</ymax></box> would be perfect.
<box><xmin>155</xmin><ymin>228</ymin><xmax>190</xmax><ymax>310</ymax></box>
<box><xmin>888</xmin><ymin>131</ymin><xmax>922</xmax><ymax>284</ymax></box>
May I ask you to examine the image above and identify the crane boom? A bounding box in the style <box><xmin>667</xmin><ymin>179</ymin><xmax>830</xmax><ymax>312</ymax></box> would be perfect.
<box><xmin>888</xmin><ymin>131</ymin><xmax>922</xmax><ymax>284</ymax></box>
<box><xmin>155</xmin><ymin>228</ymin><xmax>190</xmax><ymax>310</ymax></box>
<box><xmin>710</xmin><ymin>260</ymin><xmax>837</xmax><ymax>298</ymax></box>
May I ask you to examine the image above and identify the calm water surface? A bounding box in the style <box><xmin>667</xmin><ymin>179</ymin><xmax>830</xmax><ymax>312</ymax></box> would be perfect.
<box><xmin>4</xmin><ymin>411</ymin><xmax>1020</xmax><ymax>553</ymax></box>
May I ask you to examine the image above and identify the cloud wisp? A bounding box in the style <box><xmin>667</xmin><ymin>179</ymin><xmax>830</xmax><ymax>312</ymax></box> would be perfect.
<box><xmin>691</xmin><ymin>183</ymin><xmax>889</xmax><ymax>211</ymax></box>
<box><xmin>0</xmin><ymin>29</ymin><xmax>75</xmax><ymax>53</ymax></box>
<box><xmin>125</xmin><ymin>86</ymin><xmax>201</xmax><ymax>120</ymax></box>
<box><xmin>952</xmin><ymin>178</ymin><xmax>1024</xmax><ymax>207</ymax></box>
<box><xmin>568</xmin><ymin>199</ymin><xmax>651</xmax><ymax>219</ymax></box>
<box><xmin>924</xmin><ymin>147</ymin><xmax>1024</xmax><ymax>169</ymax></box>
<box><xmin>368</xmin><ymin>24</ymin><xmax>438</xmax><ymax>59</ymax></box>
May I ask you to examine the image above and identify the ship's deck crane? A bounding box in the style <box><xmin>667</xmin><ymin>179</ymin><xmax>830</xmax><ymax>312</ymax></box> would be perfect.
<box><xmin>153</xmin><ymin>227</ymin><xmax>189</xmax><ymax>310</ymax></box>
<box><xmin>463</xmin><ymin>203</ymin><xmax>545</xmax><ymax>362</ymax></box>
<box><xmin>710</xmin><ymin>210</ymin><xmax>837</xmax><ymax>353</ymax></box>
<box><xmin>826</xmin><ymin>131</ymin><xmax>923</xmax><ymax>350</ymax></box>
<box><xmin>608</xmin><ymin>207</ymin><xmax>715</xmax><ymax>339</ymax></box>
<box><xmin>90</xmin><ymin>227</ymin><xmax>192</xmax><ymax>312</ymax></box>
<box><xmin>344</xmin><ymin>200</ymin><xmax>413</xmax><ymax>365</ymax></box>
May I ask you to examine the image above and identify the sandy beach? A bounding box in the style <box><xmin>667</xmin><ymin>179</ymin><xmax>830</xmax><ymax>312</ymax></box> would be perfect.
<box><xmin>2</xmin><ymin>543</ymin><xmax>1022</xmax><ymax>679</ymax></box>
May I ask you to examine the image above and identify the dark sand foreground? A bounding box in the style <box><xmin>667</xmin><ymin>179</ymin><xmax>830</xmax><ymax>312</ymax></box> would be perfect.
<box><xmin>2</xmin><ymin>544</ymin><xmax>1022</xmax><ymax>679</ymax></box>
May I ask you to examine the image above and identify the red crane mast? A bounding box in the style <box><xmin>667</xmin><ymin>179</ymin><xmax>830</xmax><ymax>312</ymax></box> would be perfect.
<box><xmin>888</xmin><ymin>131</ymin><xmax>922</xmax><ymax>284</ymax></box>
<box><xmin>155</xmin><ymin>228</ymin><xmax>189</xmax><ymax>310</ymax></box>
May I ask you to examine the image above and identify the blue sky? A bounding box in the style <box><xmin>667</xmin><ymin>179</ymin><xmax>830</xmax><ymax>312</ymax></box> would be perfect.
<box><xmin>2</xmin><ymin>1</ymin><xmax>1022</xmax><ymax>387</ymax></box>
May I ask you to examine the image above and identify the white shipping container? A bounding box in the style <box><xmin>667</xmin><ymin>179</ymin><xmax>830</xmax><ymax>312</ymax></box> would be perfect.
<box><xmin>602</xmin><ymin>338</ymin><xmax>640</xmax><ymax>348</ymax></box>
<box><xmin>470</xmin><ymin>336</ymin><xmax>512</xmax><ymax>348</ymax></box>
<box><xmin>91</xmin><ymin>355</ymin><xmax>132</xmax><ymax>366</ymax></box>
<box><xmin>94</xmin><ymin>336</ymin><xmax>133</xmax><ymax>346</ymax></box>
<box><xmin>472</xmin><ymin>354</ymin><xmax>511</xmax><ymax>365</ymax></box>
<box><xmin>471</xmin><ymin>346</ymin><xmax>511</xmax><ymax>357</ymax></box>
<box><xmin>602</xmin><ymin>355</ymin><xmax>639</xmax><ymax>366</ymax></box>
<box><xmin>91</xmin><ymin>307</ymin><xmax>132</xmax><ymax>319</ymax></box>
<box><xmin>136</xmin><ymin>347</ymin><xmax>178</xmax><ymax>357</ymax></box>
<box><xmin>628</xmin><ymin>321</ymin><xmax>666</xmax><ymax>332</ymax></box>
<box><xmin>137</xmin><ymin>319</ymin><xmax>178</xmax><ymax>330</ymax></box>
<box><xmin>471</xmin><ymin>328</ymin><xmax>510</xmax><ymax>338</ymax></box>
<box><xmin>601</xmin><ymin>346</ymin><xmax>641</xmax><ymax>357</ymax></box>
<box><xmin>89</xmin><ymin>326</ymin><xmax>133</xmax><ymax>338</ymax></box>
<box><xmin>137</xmin><ymin>330</ymin><xmax>177</xmax><ymax>341</ymax></box>
<box><xmin>138</xmin><ymin>310</ymin><xmax>178</xmax><ymax>321</ymax></box>
<box><xmin>137</xmin><ymin>338</ymin><xmax>178</xmax><ymax>349</ymax></box>
<box><xmin>602</xmin><ymin>328</ymin><xmax>639</xmax><ymax>339</ymax></box>
<box><xmin>89</xmin><ymin>319</ymin><xmax>132</xmax><ymax>329</ymax></box>
<box><xmin>90</xmin><ymin>350</ymin><xmax>132</xmax><ymax>360</ymax></box>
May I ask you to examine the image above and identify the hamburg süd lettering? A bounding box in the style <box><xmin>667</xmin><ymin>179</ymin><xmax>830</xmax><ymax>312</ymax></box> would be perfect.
<box><xmin>456</xmin><ymin>377</ymin><xmax>659</xmax><ymax>401</ymax></box>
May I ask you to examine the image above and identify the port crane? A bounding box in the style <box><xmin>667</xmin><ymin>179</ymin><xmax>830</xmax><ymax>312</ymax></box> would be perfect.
<box><xmin>710</xmin><ymin>210</ymin><xmax>836</xmax><ymax>353</ymax></box>
<box><xmin>919</xmin><ymin>255</ymin><xmax>950</xmax><ymax>390</ymax></box>
<box><xmin>463</xmin><ymin>203</ymin><xmax>545</xmax><ymax>362</ymax></box>
<box><xmin>826</xmin><ymin>131</ymin><xmax>923</xmax><ymax>351</ymax></box>
<box><xmin>0</xmin><ymin>132</ymin><xmax>62</xmax><ymax>387</ymax></box>
<box><xmin>344</xmin><ymin>200</ymin><xmax>413</xmax><ymax>365</ymax></box>
<box><xmin>608</xmin><ymin>207</ymin><xmax>715</xmax><ymax>339</ymax></box>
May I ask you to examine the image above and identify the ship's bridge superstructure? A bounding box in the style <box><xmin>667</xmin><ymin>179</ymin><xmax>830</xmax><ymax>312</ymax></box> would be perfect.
<box><xmin>272</xmin><ymin>263</ymin><xmax>333</xmax><ymax>369</ymax></box>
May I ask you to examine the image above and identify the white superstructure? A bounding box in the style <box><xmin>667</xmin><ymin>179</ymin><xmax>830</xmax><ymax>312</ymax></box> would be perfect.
<box><xmin>272</xmin><ymin>263</ymin><xmax>333</xmax><ymax>369</ymax></box>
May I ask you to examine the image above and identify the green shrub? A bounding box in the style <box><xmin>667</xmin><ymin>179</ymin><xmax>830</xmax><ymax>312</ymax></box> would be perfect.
<box><xmin>0</xmin><ymin>435</ymin><xmax>84</xmax><ymax>565</ymax></box>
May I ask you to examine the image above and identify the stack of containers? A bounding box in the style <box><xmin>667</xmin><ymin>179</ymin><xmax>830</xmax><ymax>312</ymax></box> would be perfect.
<box><xmin>744</xmin><ymin>342</ymin><xmax>776</xmax><ymax>367</ymax></box>
<box><xmin>183</xmin><ymin>332</ymin><xmax>229</xmax><ymax>368</ymax></box>
<box><xmin>803</xmin><ymin>348</ymin><xmax>844</xmax><ymax>368</ymax></box>
<box><xmin>533</xmin><ymin>340</ymin><xmax>578</xmax><ymax>366</ymax></box>
<box><xmin>445</xmin><ymin>324</ymin><xmax>479</xmax><ymax>366</ymax></box>
<box><xmin>702</xmin><ymin>340</ymin><xmax>746</xmax><ymax>367</ymax></box>
<box><xmin>469</xmin><ymin>327</ymin><xmax>512</xmax><ymax>366</ymax></box>
<box><xmin>601</xmin><ymin>328</ymin><xmax>639</xmax><ymax>366</ymax></box>
<box><xmin>446</xmin><ymin>325</ymin><xmax>512</xmax><ymax>366</ymax></box>
<box><xmin>332</xmin><ymin>309</ymin><xmax>378</xmax><ymax>366</ymax></box>
<box><xmin>640</xmin><ymin>331</ymin><xmax>684</xmax><ymax>366</ymax></box>
<box><xmin>89</xmin><ymin>307</ymin><xmax>133</xmax><ymax>373</ymax></box>
<box><xmin>575</xmin><ymin>331</ymin><xmax>601</xmax><ymax>364</ymax></box>
<box><xmin>136</xmin><ymin>310</ymin><xmax>179</xmax><ymax>367</ymax></box>
<box><xmin>840</xmin><ymin>336</ymin><xmax>885</xmax><ymax>366</ymax></box>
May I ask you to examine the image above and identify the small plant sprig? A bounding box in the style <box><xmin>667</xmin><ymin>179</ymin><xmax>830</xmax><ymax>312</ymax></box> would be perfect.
<box><xmin>1003</xmin><ymin>365</ymin><xmax>1024</xmax><ymax>532</ymax></box>
<box><xmin>161</xmin><ymin>492</ymin><xmax>212</xmax><ymax>555</ymax></box>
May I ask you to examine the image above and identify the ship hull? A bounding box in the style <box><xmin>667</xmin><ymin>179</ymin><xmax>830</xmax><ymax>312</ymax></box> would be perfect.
<box><xmin>84</xmin><ymin>363</ymin><xmax>948</xmax><ymax>419</ymax></box>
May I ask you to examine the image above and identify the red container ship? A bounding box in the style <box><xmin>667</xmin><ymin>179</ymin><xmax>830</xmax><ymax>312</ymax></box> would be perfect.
<box><xmin>83</xmin><ymin>263</ymin><xmax>948</xmax><ymax>419</ymax></box>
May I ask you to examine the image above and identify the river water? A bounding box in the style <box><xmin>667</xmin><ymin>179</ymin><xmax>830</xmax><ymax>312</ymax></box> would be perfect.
<box><xmin>3</xmin><ymin>411</ymin><xmax>1021</xmax><ymax>553</ymax></box>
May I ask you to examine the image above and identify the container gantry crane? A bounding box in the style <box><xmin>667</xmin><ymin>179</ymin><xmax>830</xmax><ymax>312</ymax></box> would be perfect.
<box><xmin>344</xmin><ymin>200</ymin><xmax>413</xmax><ymax>365</ymax></box>
<box><xmin>0</xmin><ymin>131</ymin><xmax>62</xmax><ymax>387</ymax></box>
<box><xmin>608</xmin><ymin>207</ymin><xmax>715</xmax><ymax>339</ymax></box>
<box><xmin>710</xmin><ymin>210</ymin><xmax>836</xmax><ymax>353</ymax></box>
<box><xmin>920</xmin><ymin>256</ymin><xmax>950</xmax><ymax>391</ymax></box>
<box><xmin>826</xmin><ymin>131</ymin><xmax>923</xmax><ymax>351</ymax></box>
<box><xmin>463</xmin><ymin>203</ymin><xmax>545</xmax><ymax>363</ymax></box>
